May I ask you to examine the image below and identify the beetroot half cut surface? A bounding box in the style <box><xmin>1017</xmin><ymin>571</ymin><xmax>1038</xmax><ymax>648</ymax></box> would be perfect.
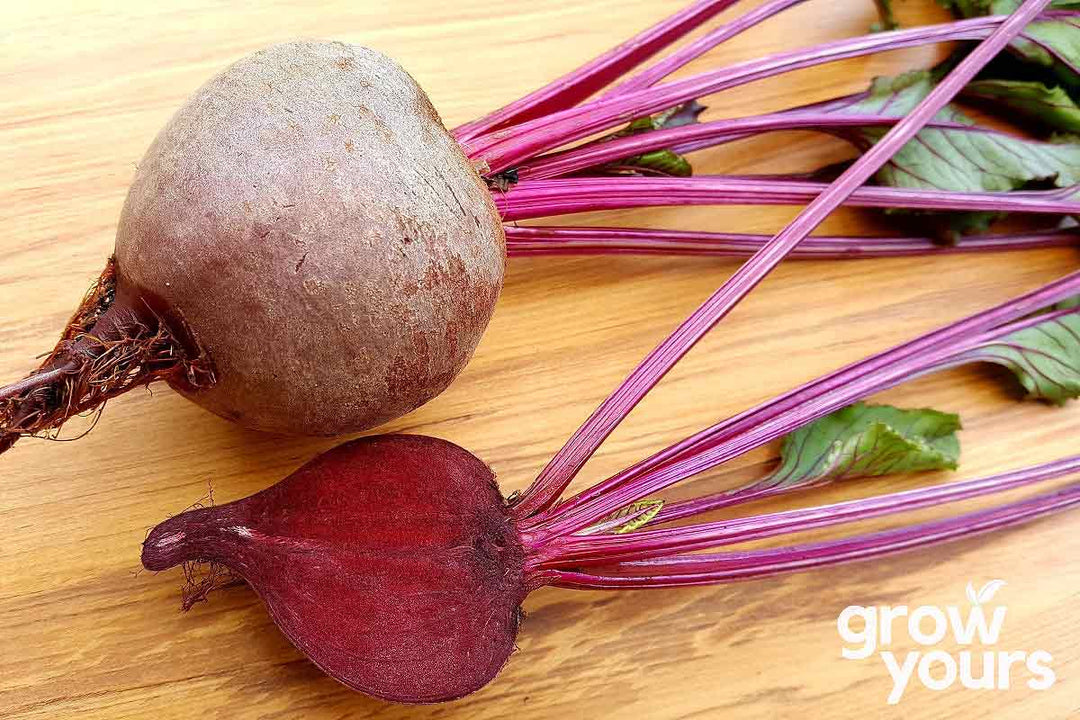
<box><xmin>143</xmin><ymin>436</ymin><xmax>527</xmax><ymax>703</ymax></box>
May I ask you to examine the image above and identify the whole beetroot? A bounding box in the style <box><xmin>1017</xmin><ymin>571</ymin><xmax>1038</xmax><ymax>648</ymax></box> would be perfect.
<box><xmin>0</xmin><ymin>40</ymin><xmax>504</xmax><ymax>449</ymax></box>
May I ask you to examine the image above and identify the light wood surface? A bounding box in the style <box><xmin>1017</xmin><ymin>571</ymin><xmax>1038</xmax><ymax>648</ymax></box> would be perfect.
<box><xmin>2</xmin><ymin>1</ymin><xmax>1078</xmax><ymax>718</ymax></box>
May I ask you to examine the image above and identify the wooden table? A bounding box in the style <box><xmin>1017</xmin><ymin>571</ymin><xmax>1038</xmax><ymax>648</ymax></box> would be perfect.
<box><xmin>2</xmin><ymin>1</ymin><xmax>1077</xmax><ymax>717</ymax></box>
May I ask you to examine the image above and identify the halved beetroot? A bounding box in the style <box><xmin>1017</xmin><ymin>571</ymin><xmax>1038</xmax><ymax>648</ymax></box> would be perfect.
<box><xmin>142</xmin><ymin>435</ymin><xmax>526</xmax><ymax>703</ymax></box>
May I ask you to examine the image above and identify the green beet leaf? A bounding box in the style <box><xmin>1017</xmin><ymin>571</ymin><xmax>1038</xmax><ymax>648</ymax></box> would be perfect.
<box><xmin>830</xmin><ymin>70</ymin><xmax>1080</xmax><ymax>239</ymax></box>
<box><xmin>582</xmin><ymin>499</ymin><xmax>666</xmax><ymax>535</ymax></box>
<box><xmin>838</xmin><ymin>71</ymin><xmax>1080</xmax><ymax>193</ymax></box>
<box><xmin>769</xmin><ymin>403</ymin><xmax>962</xmax><ymax>488</ymax></box>
<box><xmin>963</xmin><ymin>297</ymin><xmax>1080</xmax><ymax>404</ymax></box>
<box><xmin>963</xmin><ymin>79</ymin><xmax>1080</xmax><ymax>133</ymax></box>
<box><xmin>940</xmin><ymin>0</ymin><xmax>1080</xmax><ymax>90</ymax></box>
<box><xmin>872</xmin><ymin>0</ymin><xmax>899</xmax><ymax>31</ymax></box>
<box><xmin>595</xmin><ymin>101</ymin><xmax>706</xmax><ymax>178</ymax></box>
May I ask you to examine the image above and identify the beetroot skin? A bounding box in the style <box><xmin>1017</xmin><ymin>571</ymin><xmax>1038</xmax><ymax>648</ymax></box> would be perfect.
<box><xmin>0</xmin><ymin>41</ymin><xmax>504</xmax><ymax>451</ymax></box>
<box><xmin>142</xmin><ymin>435</ymin><xmax>527</xmax><ymax>703</ymax></box>
<box><xmin>117</xmin><ymin>42</ymin><xmax>504</xmax><ymax>434</ymax></box>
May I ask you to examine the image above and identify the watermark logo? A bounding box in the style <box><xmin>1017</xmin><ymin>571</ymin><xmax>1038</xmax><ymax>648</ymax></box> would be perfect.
<box><xmin>836</xmin><ymin>581</ymin><xmax>1055</xmax><ymax>704</ymax></box>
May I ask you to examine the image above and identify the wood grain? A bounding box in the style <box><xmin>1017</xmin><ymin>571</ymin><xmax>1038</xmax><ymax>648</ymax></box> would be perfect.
<box><xmin>1</xmin><ymin>1</ymin><xmax>1078</xmax><ymax>718</ymax></box>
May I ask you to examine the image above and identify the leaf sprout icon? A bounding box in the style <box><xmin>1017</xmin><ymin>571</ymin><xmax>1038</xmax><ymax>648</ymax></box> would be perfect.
<box><xmin>966</xmin><ymin>579</ymin><xmax>1007</xmax><ymax>606</ymax></box>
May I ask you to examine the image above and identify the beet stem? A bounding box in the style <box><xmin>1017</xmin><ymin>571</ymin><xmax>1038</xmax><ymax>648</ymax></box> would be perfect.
<box><xmin>601</xmin><ymin>0</ymin><xmax>809</xmax><ymax>98</ymax></box>
<box><xmin>496</xmin><ymin>177</ymin><xmax>1080</xmax><ymax>221</ymax></box>
<box><xmin>552</xmin><ymin>305</ymin><xmax>1080</xmax><ymax>529</ymax></box>
<box><xmin>548</xmin><ymin>481</ymin><xmax>1080</xmax><ymax>588</ymax></box>
<box><xmin>466</xmin><ymin>14</ymin><xmax>1055</xmax><ymax>171</ymax></box>
<box><xmin>537</xmin><ymin>455</ymin><xmax>1080</xmax><ymax>567</ymax></box>
<box><xmin>554</xmin><ymin>275</ymin><xmax>1079</xmax><ymax>526</ymax></box>
<box><xmin>517</xmin><ymin>113</ymin><xmax>985</xmax><ymax>181</ymax></box>
<box><xmin>511</xmin><ymin>0</ymin><xmax>1056</xmax><ymax>520</ymax></box>
<box><xmin>532</xmin><ymin>297</ymin><xmax>1080</xmax><ymax>537</ymax></box>
<box><xmin>452</xmin><ymin>0</ymin><xmax>743</xmax><ymax>142</ymax></box>
<box><xmin>505</xmin><ymin>225</ymin><xmax>1080</xmax><ymax>258</ymax></box>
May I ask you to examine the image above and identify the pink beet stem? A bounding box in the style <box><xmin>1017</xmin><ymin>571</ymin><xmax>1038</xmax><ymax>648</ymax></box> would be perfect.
<box><xmin>640</xmin><ymin>304</ymin><xmax>1080</xmax><ymax>525</ymax></box>
<box><xmin>510</xmin><ymin>0</ymin><xmax>1056</xmax><ymax>520</ymax></box>
<box><xmin>546</xmin><ymin>481</ymin><xmax>1080</xmax><ymax>588</ymax></box>
<box><xmin>452</xmin><ymin>0</ymin><xmax>744</xmax><ymax>143</ymax></box>
<box><xmin>536</xmin><ymin>455</ymin><xmax>1080</xmax><ymax>567</ymax></box>
<box><xmin>517</xmin><ymin>113</ymin><xmax>982</xmax><ymax>181</ymax></box>
<box><xmin>533</xmin><ymin>294</ymin><xmax>1080</xmax><ymax>534</ymax></box>
<box><xmin>528</xmin><ymin>298</ymin><xmax>1080</xmax><ymax>538</ymax></box>
<box><xmin>504</xmin><ymin>226</ymin><xmax>1080</xmax><ymax>259</ymax></box>
<box><xmin>496</xmin><ymin>177</ymin><xmax>1080</xmax><ymax>221</ymax></box>
<box><xmin>464</xmin><ymin>14</ymin><xmax>1061</xmax><ymax>173</ymax></box>
<box><xmin>600</xmin><ymin>0</ymin><xmax>810</xmax><ymax>98</ymax></box>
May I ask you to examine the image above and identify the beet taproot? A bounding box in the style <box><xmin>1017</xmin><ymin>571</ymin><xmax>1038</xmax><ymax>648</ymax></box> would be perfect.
<box><xmin>143</xmin><ymin>435</ymin><xmax>527</xmax><ymax>703</ymax></box>
<box><xmin>0</xmin><ymin>41</ymin><xmax>504</xmax><ymax>450</ymax></box>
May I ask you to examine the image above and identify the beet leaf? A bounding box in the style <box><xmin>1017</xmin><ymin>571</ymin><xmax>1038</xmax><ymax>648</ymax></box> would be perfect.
<box><xmin>963</xmin><ymin>78</ymin><xmax>1080</xmax><ymax>130</ymax></box>
<box><xmin>581</xmin><ymin>499</ymin><xmax>666</xmax><ymax>535</ymax></box>
<box><xmin>991</xmin><ymin>1</ymin><xmax>1080</xmax><ymax>90</ymax></box>
<box><xmin>962</xmin><ymin>297</ymin><xmax>1080</xmax><ymax>402</ymax></box>
<box><xmin>943</xmin><ymin>0</ymin><xmax>1080</xmax><ymax>89</ymax></box>
<box><xmin>770</xmin><ymin>403</ymin><xmax>961</xmax><ymax>487</ymax></box>
<box><xmin>837</xmin><ymin>70</ymin><xmax>1080</xmax><ymax>191</ymax></box>
<box><xmin>873</xmin><ymin>0</ymin><xmax>900</xmax><ymax>32</ymax></box>
<box><xmin>593</xmin><ymin>102</ymin><xmax>706</xmax><ymax>177</ymax></box>
<box><xmin>636</xmin><ymin>402</ymin><xmax>963</xmax><ymax>527</ymax></box>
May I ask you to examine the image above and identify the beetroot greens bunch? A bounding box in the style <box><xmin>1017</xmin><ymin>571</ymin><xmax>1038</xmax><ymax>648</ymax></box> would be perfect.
<box><xmin>142</xmin><ymin>0</ymin><xmax>1080</xmax><ymax>704</ymax></box>
<box><xmin>2</xmin><ymin>0</ymin><xmax>1078</xmax><ymax>456</ymax></box>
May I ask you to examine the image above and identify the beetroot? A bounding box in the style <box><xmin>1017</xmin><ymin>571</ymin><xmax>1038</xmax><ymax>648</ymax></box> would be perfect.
<box><xmin>0</xmin><ymin>41</ymin><xmax>504</xmax><ymax>450</ymax></box>
<box><xmin>144</xmin><ymin>435</ymin><xmax>526</xmax><ymax>702</ymax></box>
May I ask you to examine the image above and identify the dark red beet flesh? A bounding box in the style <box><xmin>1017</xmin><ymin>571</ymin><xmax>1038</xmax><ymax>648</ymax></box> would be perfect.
<box><xmin>142</xmin><ymin>435</ymin><xmax>526</xmax><ymax>703</ymax></box>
